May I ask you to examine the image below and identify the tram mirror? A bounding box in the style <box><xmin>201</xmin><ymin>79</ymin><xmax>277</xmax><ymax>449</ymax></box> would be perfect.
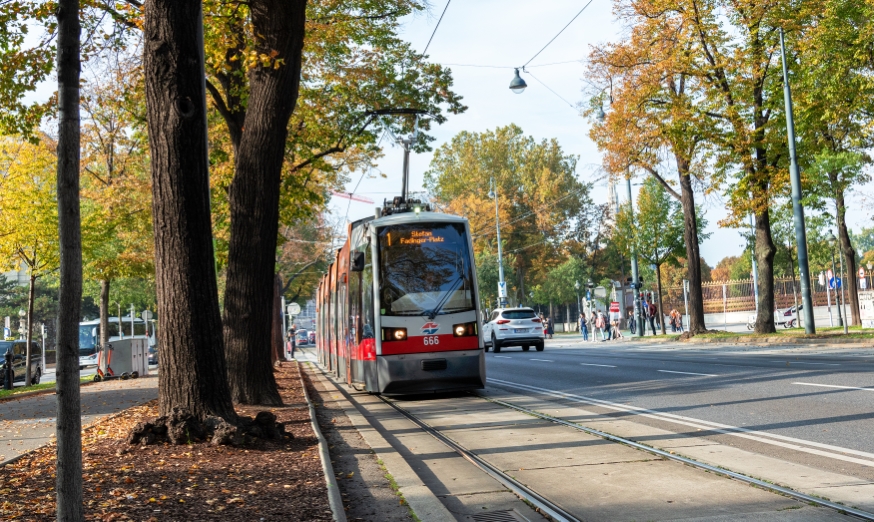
<box><xmin>350</xmin><ymin>251</ymin><xmax>365</xmax><ymax>272</ymax></box>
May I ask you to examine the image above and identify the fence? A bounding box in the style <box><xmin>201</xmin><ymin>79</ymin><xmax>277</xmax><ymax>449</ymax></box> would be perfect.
<box><xmin>660</xmin><ymin>276</ymin><xmax>851</xmax><ymax>315</ymax></box>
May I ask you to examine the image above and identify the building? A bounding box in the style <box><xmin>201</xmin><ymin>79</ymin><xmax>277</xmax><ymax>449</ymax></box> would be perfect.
<box><xmin>1</xmin><ymin>268</ymin><xmax>27</xmax><ymax>286</ymax></box>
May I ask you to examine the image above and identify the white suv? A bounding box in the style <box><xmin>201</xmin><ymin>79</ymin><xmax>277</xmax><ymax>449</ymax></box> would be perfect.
<box><xmin>483</xmin><ymin>307</ymin><xmax>545</xmax><ymax>353</ymax></box>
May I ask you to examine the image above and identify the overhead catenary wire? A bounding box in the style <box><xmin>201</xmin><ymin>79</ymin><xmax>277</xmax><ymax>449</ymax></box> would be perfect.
<box><xmin>526</xmin><ymin>70</ymin><xmax>576</xmax><ymax>108</ymax></box>
<box><xmin>521</xmin><ymin>0</ymin><xmax>596</xmax><ymax>68</ymax></box>
<box><xmin>440</xmin><ymin>59</ymin><xmax>584</xmax><ymax>69</ymax></box>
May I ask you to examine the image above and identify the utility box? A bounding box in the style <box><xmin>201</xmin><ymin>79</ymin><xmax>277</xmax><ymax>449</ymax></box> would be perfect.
<box><xmin>100</xmin><ymin>338</ymin><xmax>149</xmax><ymax>377</ymax></box>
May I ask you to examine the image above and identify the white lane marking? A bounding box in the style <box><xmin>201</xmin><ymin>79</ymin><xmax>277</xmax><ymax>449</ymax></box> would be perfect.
<box><xmin>794</xmin><ymin>382</ymin><xmax>874</xmax><ymax>392</ymax></box>
<box><xmin>657</xmin><ymin>370</ymin><xmax>717</xmax><ymax>377</ymax></box>
<box><xmin>488</xmin><ymin>378</ymin><xmax>874</xmax><ymax>467</ymax></box>
<box><xmin>580</xmin><ymin>363</ymin><xmax>617</xmax><ymax>368</ymax></box>
<box><xmin>786</xmin><ymin>361</ymin><xmax>840</xmax><ymax>366</ymax></box>
<box><xmin>530</xmin><ymin>359</ymin><xmax>553</xmax><ymax>362</ymax></box>
<box><xmin>493</xmin><ymin>356</ymin><xmax>512</xmax><ymax>359</ymax></box>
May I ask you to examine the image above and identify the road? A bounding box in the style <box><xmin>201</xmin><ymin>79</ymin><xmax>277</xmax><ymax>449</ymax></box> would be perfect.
<box><xmin>485</xmin><ymin>337</ymin><xmax>874</xmax><ymax>483</ymax></box>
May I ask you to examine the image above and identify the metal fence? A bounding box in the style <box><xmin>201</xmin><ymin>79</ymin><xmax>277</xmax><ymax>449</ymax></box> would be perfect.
<box><xmin>660</xmin><ymin>276</ymin><xmax>849</xmax><ymax>315</ymax></box>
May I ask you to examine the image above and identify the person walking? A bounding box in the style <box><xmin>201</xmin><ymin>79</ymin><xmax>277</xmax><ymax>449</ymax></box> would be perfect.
<box><xmin>669</xmin><ymin>309</ymin><xmax>677</xmax><ymax>332</ymax></box>
<box><xmin>546</xmin><ymin>316</ymin><xmax>554</xmax><ymax>339</ymax></box>
<box><xmin>595</xmin><ymin>310</ymin><xmax>607</xmax><ymax>341</ymax></box>
<box><xmin>579</xmin><ymin>312</ymin><xmax>588</xmax><ymax>341</ymax></box>
<box><xmin>647</xmin><ymin>298</ymin><xmax>657</xmax><ymax>336</ymax></box>
<box><xmin>289</xmin><ymin>323</ymin><xmax>298</xmax><ymax>359</ymax></box>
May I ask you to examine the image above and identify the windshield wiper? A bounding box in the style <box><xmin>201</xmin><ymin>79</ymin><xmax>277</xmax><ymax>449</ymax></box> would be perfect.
<box><xmin>426</xmin><ymin>277</ymin><xmax>464</xmax><ymax>320</ymax></box>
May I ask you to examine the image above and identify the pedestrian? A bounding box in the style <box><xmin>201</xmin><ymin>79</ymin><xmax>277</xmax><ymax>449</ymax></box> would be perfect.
<box><xmin>647</xmin><ymin>298</ymin><xmax>657</xmax><ymax>336</ymax></box>
<box><xmin>589</xmin><ymin>310</ymin><xmax>598</xmax><ymax>342</ymax></box>
<box><xmin>596</xmin><ymin>310</ymin><xmax>607</xmax><ymax>341</ymax></box>
<box><xmin>290</xmin><ymin>323</ymin><xmax>297</xmax><ymax>359</ymax></box>
<box><xmin>669</xmin><ymin>309</ymin><xmax>677</xmax><ymax>332</ymax></box>
<box><xmin>579</xmin><ymin>312</ymin><xmax>588</xmax><ymax>341</ymax></box>
<box><xmin>546</xmin><ymin>316</ymin><xmax>554</xmax><ymax>339</ymax></box>
<box><xmin>611</xmin><ymin>319</ymin><xmax>623</xmax><ymax>340</ymax></box>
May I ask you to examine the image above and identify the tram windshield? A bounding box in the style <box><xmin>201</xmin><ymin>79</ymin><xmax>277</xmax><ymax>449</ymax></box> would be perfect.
<box><xmin>378</xmin><ymin>222</ymin><xmax>476</xmax><ymax>316</ymax></box>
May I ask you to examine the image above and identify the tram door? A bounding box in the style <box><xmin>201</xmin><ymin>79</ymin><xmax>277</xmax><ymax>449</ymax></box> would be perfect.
<box><xmin>337</xmin><ymin>277</ymin><xmax>347</xmax><ymax>380</ymax></box>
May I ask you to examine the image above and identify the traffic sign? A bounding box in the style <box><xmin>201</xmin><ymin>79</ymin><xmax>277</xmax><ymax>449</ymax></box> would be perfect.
<box><xmin>141</xmin><ymin>310</ymin><xmax>153</xmax><ymax>321</ymax></box>
<box><xmin>818</xmin><ymin>272</ymin><xmax>825</xmax><ymax>286</ymax></box>
<box><xmin>827</xmin><ymin>269</ymin><xmax>834</xmax><ymax>280</ymax></box>
<box><xmin>609</xmin><ymin>301</ymin><xmax>620</xmax><ymax>313</ymax></box>
<box><xmin>498</xmin><ymin>281</ymin><xmax>507</xmax><ymax>298</ymax></box>
<box><xmin>829</xmin><ymin>277</ymin><xmax>842</xmax><ymax>290</ymax></box>
<box><xmin>287</xmin><ymin>303</ymin><xmax>301</xmax><ymax>316</ymax></box>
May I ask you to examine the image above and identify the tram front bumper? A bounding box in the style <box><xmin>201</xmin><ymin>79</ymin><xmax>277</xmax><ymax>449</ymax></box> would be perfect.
<box><xmin>377</xmin><ymin>350</ymin><xmax>485</xmax><ymax>395</ymax></box>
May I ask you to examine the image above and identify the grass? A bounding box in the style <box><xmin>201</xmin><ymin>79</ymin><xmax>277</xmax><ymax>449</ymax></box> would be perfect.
<box><xmin>0</xmin><ymin>376</ymin><xmax>91</xmax><ymax>400</ymax></box>
<box><xmin>690</xmin><ymin>325</ymin><xmax>874</xmax><ymax>341</ymax></box>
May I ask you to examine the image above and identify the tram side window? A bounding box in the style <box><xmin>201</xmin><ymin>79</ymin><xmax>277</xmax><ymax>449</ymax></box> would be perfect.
<box><xmin>361</xmin><ymin>243</ymin><xmax>375</xmax><ymax>339</ymax></box>
<box><xmin>349</xmin><ymin>266</ymin><xmax>361</xmax><ymax>346</ymax></box>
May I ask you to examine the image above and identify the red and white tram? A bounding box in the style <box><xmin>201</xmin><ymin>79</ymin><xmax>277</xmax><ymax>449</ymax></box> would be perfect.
<box><xmin>316</xmin><ymin>199</ymin><xmax>485</xmax><ymax>394</ymax></box>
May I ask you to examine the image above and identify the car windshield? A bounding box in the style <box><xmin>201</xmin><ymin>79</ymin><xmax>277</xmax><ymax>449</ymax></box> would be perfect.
<box><xmin>378</xmin><ymin>222</ymin><xmax>476</xmax><ymax>316</ymax></box>
<box><xmin>501</xmin><ymin>310</ymin><xmax>536</xmax><ymax>320</ymax></box>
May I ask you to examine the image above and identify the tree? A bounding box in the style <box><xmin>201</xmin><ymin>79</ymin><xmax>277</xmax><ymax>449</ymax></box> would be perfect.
<box><xmin>0</xmin><ymin>138</ymin><xmax>60</xmax><ymax>386</ymax></box>
<box><xmin>144</xmin><ymin>0</ymin><xmax>235</xmax><ymax>421</ymax></box>
<box><xmin>54</xmin><ymin>0</ymin><xmax>84</xmax><ymax>518</ymax></box>
<box><xmin>614</xmin><ymin>177</ymin><xmax>690</xmax><ymax>334</ymax></box>
<box><xmin>587</xmin><ymin>4</ymin><xmax>715</xmax><ymax>335</ymax></box>
<box><xmin>425</xmin><ymin>125</ymin><xmax>595</xmax><ymax>305</ymax></box>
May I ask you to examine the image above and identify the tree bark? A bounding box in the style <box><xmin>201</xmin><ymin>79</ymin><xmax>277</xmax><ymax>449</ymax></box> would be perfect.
<box><xmin>25</xmin><ymin>273</ymin><xmax>35</xmax><ymax>386</ymax></box>
<box><xmin>144</xmin><ymin>0</ymin><xmax>236</xmax><ymax>421</ymax></box>
<box><xmin>836</xmin><ymin>189</ymin><xmax>860</xmax><ymax>325</ymax></box>
<box><xmin>676</xmin><ymin>163</ymin><xmax>707</xmax><ymax>334</ymax></box>
<box><xmin>656</xmin><ymin>264</ymin><xmax>665</xmax><ymax>335</ymax></box>
<box><xmin>55</xmin><ymin>0</ymin><xmax>84</xmax><ymax>518</ymax></box>
<box><xmin>754</xmin><ymin>207</ymin><xmax>777</xmax><ymax>333</ymax></box>
<box><xmin>99</xmin><ymin>279</ymin><xmax>110</xmax><ymax>349</ymax></box>
<box><xmin>223</xmin><ymin>0</ymin><xmax>307</xmax><ymax>406</ymax></box>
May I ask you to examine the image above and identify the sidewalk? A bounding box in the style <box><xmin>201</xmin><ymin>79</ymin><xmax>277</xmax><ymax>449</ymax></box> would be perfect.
<box><xmin>0</xmin><ymin>375</ymin><xmax>158</xmax><ymax>464</ymax></box>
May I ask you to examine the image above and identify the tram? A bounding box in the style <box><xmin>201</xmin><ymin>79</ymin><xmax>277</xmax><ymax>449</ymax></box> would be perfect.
<box><xmin>316</xmin><ymin>198</ymin><xmax>485</xmax><ymax>394</ymax></box>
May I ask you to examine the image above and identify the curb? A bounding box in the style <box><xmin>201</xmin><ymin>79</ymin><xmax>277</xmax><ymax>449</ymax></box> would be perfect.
<box><xmin>306</xmin><ymin>360</ymin><xmax>457</xmax><ymax>522</ymax></box>
<box><xmin>298</xmin><ymin>363</ymin><xmax>348</xmax><ymax>522</ymax></box>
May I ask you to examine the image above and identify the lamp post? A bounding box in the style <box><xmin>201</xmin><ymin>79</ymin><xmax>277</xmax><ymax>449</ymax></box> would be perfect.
<box><xmin>489</xmin><ymin>178</ymin><xmax>508</xmax><ymax>307</ymax></box>
<box><xmin>574</xmin><ymin>281</ymin><xmax>581</xmax><ymax>323</ymax></box>
<box><xmin>779</xmin><ymin>28</ymin><xmax>816</xmax><ymax>334</ymax></box>
<box><xmin>17</xmin><ymin>309</ymin><xmax>25</xmax><ymax>340</ymax></box>
<box><xmin>868</xmin><ymin>262</ymin><xmax>873</xmax><ymax>290</ymax></box>
<box><xmin>827</xmin><ymin>233</ymin><xmax>845</xmax><ymax>329</ymax></box>
<box><xmin>625</xmin><ymin>178</ymin><xmax>643</xmax><ymax>338</ymax></box>
<box><xmin>830</xmin><ymin>232</ymin><xmax>849</xmax><ymax>334</ymax></box>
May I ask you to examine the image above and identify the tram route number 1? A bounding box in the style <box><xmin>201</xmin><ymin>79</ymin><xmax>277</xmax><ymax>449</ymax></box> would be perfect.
<box><xmin>423</xmin><ymin>336</ymin><xmax>440</xmax><ymax>346</ymax></box>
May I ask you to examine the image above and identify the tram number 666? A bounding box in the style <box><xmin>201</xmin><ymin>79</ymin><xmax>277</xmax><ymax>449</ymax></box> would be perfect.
<box><xmin>423</xmin><ymin>336</ymin><xmax>440</xmax><ymax>346</ymax></box>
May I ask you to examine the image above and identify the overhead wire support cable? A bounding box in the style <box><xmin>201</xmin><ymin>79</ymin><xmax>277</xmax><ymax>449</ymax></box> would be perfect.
<box><xmin>521</xmin><ymin>0</ymin><xmax>596</xmax><ymax>68</ymax></box>
<box><xmin>420</xmin><ymin>0</ymin><xmax>452</xmax><ymax>59</ymax></box>
<box><xmin>526</xmin><ymin>70</ymin><xmax>576</xmax><ymax>108</ymax></box>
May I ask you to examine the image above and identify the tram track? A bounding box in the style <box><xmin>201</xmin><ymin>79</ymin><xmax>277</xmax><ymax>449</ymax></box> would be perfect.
<box><xmin>381</xmin><ymin>392</ymin><xmax>874</xmax><ymax>522</ymax></box>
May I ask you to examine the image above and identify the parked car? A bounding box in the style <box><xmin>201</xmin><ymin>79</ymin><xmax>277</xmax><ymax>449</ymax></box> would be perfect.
<box><xmin>482</xmin><ymin>307</ymin><xmax>545</xmax><ymax>353</ymax></box>
<box><xmin>296</xmin><ymin>329</ymin><xmax>309</xmax><ymax>346</ymax></box>
<box><xmin>0</xmin><ymin>340</ymin><xmax>42</xmax><ymax>386</ymax></box>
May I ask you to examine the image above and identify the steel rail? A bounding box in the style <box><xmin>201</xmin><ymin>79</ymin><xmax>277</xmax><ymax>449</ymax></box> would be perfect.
<box><xmin>378</xmin><ymin>396</ymin><xmax>580</xmax><ymax>522</ymax></box>
<box><xmin>477</xmin><ymin>394</ymin><xmax>874</xmax><ymax>521</ymax></box>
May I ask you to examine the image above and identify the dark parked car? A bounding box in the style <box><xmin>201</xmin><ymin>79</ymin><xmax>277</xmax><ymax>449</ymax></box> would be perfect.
<box><xmin>0</xmin><ymin>340</ymin><xmax>42</xmax><ymax>386</ymax></box>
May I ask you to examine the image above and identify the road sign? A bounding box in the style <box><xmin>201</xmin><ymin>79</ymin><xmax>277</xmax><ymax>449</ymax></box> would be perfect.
<box><xmin>827</xmin><ymin>269</ymin><xmax>834</xmax><ymax>280</ymax></box>
<box><xmin>609</xmin><ymin>301</ymin><xmax>620</xmax><ymax>313</ymax></box>
<box><xmin>818</xmin><ymin>272</ymin><xmax>825</xmax><ymax>286</ymax></box>
<box><xmin>861</xmin><ymin>291</ymin><xmax>874</xmax><ymax>328</ymax></box>
<box><xmin>829</xmin><ymin>277</ymin><xmax>842</xmax><ymax>290</ymax></box>
<box><xmin>141</xmin><ymin>310</ymin><xmax>153</xmax><ymax>321</ymax></box>
<box><xmin>860</xmin><ymin>267</ymin><xmax>866</xmax><ymax>278</ymax></box>
<box><xmin>287</xmin><ymin>303</ymin><xmax>301</xmax><ymax>316</ymax></box>
<box><xmin>498</xmin><ymin>281</ymin><xmax>507</xmax><ymax>298</ymax></box>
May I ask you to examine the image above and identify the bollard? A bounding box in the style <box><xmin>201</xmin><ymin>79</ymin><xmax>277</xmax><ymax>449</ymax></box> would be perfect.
<box><xmin>4</xmin><ymin>348</ymin><xmax>12</xmax><ymax>390</ymax></box>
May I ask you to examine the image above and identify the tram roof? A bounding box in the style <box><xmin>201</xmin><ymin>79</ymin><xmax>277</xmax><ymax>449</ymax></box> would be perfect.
<box><xmin>369</xmin><ymin>211</ymin><xmax>467</xmax><ymax>228</ymax></box>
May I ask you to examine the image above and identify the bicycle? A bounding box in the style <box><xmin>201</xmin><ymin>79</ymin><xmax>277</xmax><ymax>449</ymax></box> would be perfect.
<box><xmin>628</xmin><ymin>316</ymin><xmax>637</xmax><ymax>335</ymax></box>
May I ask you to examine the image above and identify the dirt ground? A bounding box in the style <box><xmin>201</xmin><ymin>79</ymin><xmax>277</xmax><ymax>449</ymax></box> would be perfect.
<box><xmin>302</xmin><ymin>365</ymin><xmax>414</xmax><ymax>522</ymax></box>
<box><xmin>0</xmin><ymin>362</ymin><xmax>333</xmax><ymax>521</ymax></box>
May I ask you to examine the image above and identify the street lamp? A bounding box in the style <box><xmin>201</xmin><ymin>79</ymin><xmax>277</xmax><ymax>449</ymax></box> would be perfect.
<box><xmin>868</xmin><ymin>261</ymin><xmax>873</xmax><ymax>290</ymax></box>
<box><xmin>489</xmin><ymin>178</ymin><xmax>507</xmax><ymax>307</ymax></box>
<box><xmin>509</xmin><ymin>68</ymin><xmax>527</xmax><ymax>94</ymax></box>
<box><xmin>574</xmin><ymin>281</ymin><xmax>581</xmax><ymax>318</ymax></box>
<box><xmin>829</xmin><ymin>232</ymin><xmax>849</xmax><ymax>334</ymax></box>
<box><xmin>17</xmin><ymin>309</ymin><xmax>25</xmax><ymax>340</ymax></box>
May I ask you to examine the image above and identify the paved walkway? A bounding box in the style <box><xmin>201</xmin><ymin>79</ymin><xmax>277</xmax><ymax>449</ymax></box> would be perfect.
<box><xmin>0</xmin><ymin>375</ymin><xmax>158</xmax><ymax>464</ymax></box>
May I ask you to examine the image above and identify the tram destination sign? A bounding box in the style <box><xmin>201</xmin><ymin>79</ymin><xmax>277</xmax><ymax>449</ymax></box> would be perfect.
<box><xmin>389</xmin><ymin>230</ymin><xmax>447</xmax><ymax>246</ymax></box>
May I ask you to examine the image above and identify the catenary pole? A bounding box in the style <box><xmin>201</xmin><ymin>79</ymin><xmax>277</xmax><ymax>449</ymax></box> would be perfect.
<box><xmin>626</xmin><ymin>177</ymin><xmax>643</xmax><ymax>337</ymax></box>
<box><xmin>779</xmin><ymin>28</ymin><xmax>816</xmax><ymax>333</ymax></box>
<box><xmin>492</xmin><ymin>178</ymin><xmax>507</xmax><ymax>307</ymax></box>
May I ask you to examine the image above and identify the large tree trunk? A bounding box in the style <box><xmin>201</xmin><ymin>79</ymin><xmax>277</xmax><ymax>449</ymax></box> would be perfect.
<box><xmin>754</xmin><ymin>208</ymin><xmax>777</xmax><ymax>333</ymax></box>
<box><xmin>223</xmin><ymin>0</ymin><xmax>307</xmax><ymax>406</ymax></box>
<box><xmin>836</xmin><ymin>189</ymin><xmax>860</xmax><ymax>325</ymax></box>
<box><xmin>144</xmin><ymin>0</ymin><xmax>236</xmax><ymax>421</ymax></box>
<box><xmin>656</xmin><ymin>264</ymin><xmax>666</xmax><ymax>335</ymax></box>
<box><xmin>25</xmin><ymin>274</ymin><xmax>35</xmax><ymax>386</ymax></box>
<box><xmin>676</xmin><ymin>164</ymin><xmax>707</xmax><ymax>334</ymax></box>
<box><xmin>99</xmin><ymin>279</ymin><xmax>110</xmax><ymax>349</ymax></box>
<box><xmin>55</xmin><ymin>0</ymin><xmax>84</xmax><ymax>518</ymax></box>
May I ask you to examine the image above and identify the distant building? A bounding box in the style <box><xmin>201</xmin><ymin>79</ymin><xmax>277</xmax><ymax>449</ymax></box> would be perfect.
<box><xmin>1</xmin><ymin>268</ymin><xmax>27</xmax><ymax>286</ymax></box>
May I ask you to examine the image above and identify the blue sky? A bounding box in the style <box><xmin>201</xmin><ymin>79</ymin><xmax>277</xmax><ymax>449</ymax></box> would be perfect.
<box><xmin>329</xmin><ymin>0</ymin><xmax>872</xmax><ymax>266</ymax></box>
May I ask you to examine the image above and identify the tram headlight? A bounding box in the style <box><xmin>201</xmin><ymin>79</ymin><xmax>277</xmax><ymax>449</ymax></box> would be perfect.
<box><xmin>453</xmin><ymin>322</ymin><xmax>477</xmax><ymax>337</ymax></box>
<box><xmin>382</xmin><ymin>327</ymin><xmax>407</xmax><ymax>341</ymax></box>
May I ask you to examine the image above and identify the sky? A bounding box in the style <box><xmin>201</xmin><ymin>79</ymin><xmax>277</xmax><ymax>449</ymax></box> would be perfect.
<box><xmin>328</xmin><ymin>0</ymin><xmax>872</xmax><ymax>267</ymax></box>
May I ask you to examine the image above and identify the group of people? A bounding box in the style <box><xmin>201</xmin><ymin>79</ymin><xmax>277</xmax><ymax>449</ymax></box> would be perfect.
<box><xmin>578</xmin><ymin>309</ymin><xmax>623</xmax><ymax>342</ymax></box>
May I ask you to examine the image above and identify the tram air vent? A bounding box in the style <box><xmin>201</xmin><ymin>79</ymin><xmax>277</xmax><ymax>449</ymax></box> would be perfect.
<box><xmin>421</xmin><ymin>359</ymin><xmax>447</xmax><ymax>371</ymax></box>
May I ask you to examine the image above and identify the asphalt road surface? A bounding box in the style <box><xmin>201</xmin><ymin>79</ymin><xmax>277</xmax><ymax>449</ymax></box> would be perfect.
<box><xmin>485</xmin><ymin>337</ymin><xmax>874</xmax><ymax>481</ymax></box>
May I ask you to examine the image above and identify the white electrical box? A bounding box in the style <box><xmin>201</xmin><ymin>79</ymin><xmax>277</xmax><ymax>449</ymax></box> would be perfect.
<box><xmin>100</xmin><ymin>338</ymin><xmax>149</xmax><ymax>376</ymax></box>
